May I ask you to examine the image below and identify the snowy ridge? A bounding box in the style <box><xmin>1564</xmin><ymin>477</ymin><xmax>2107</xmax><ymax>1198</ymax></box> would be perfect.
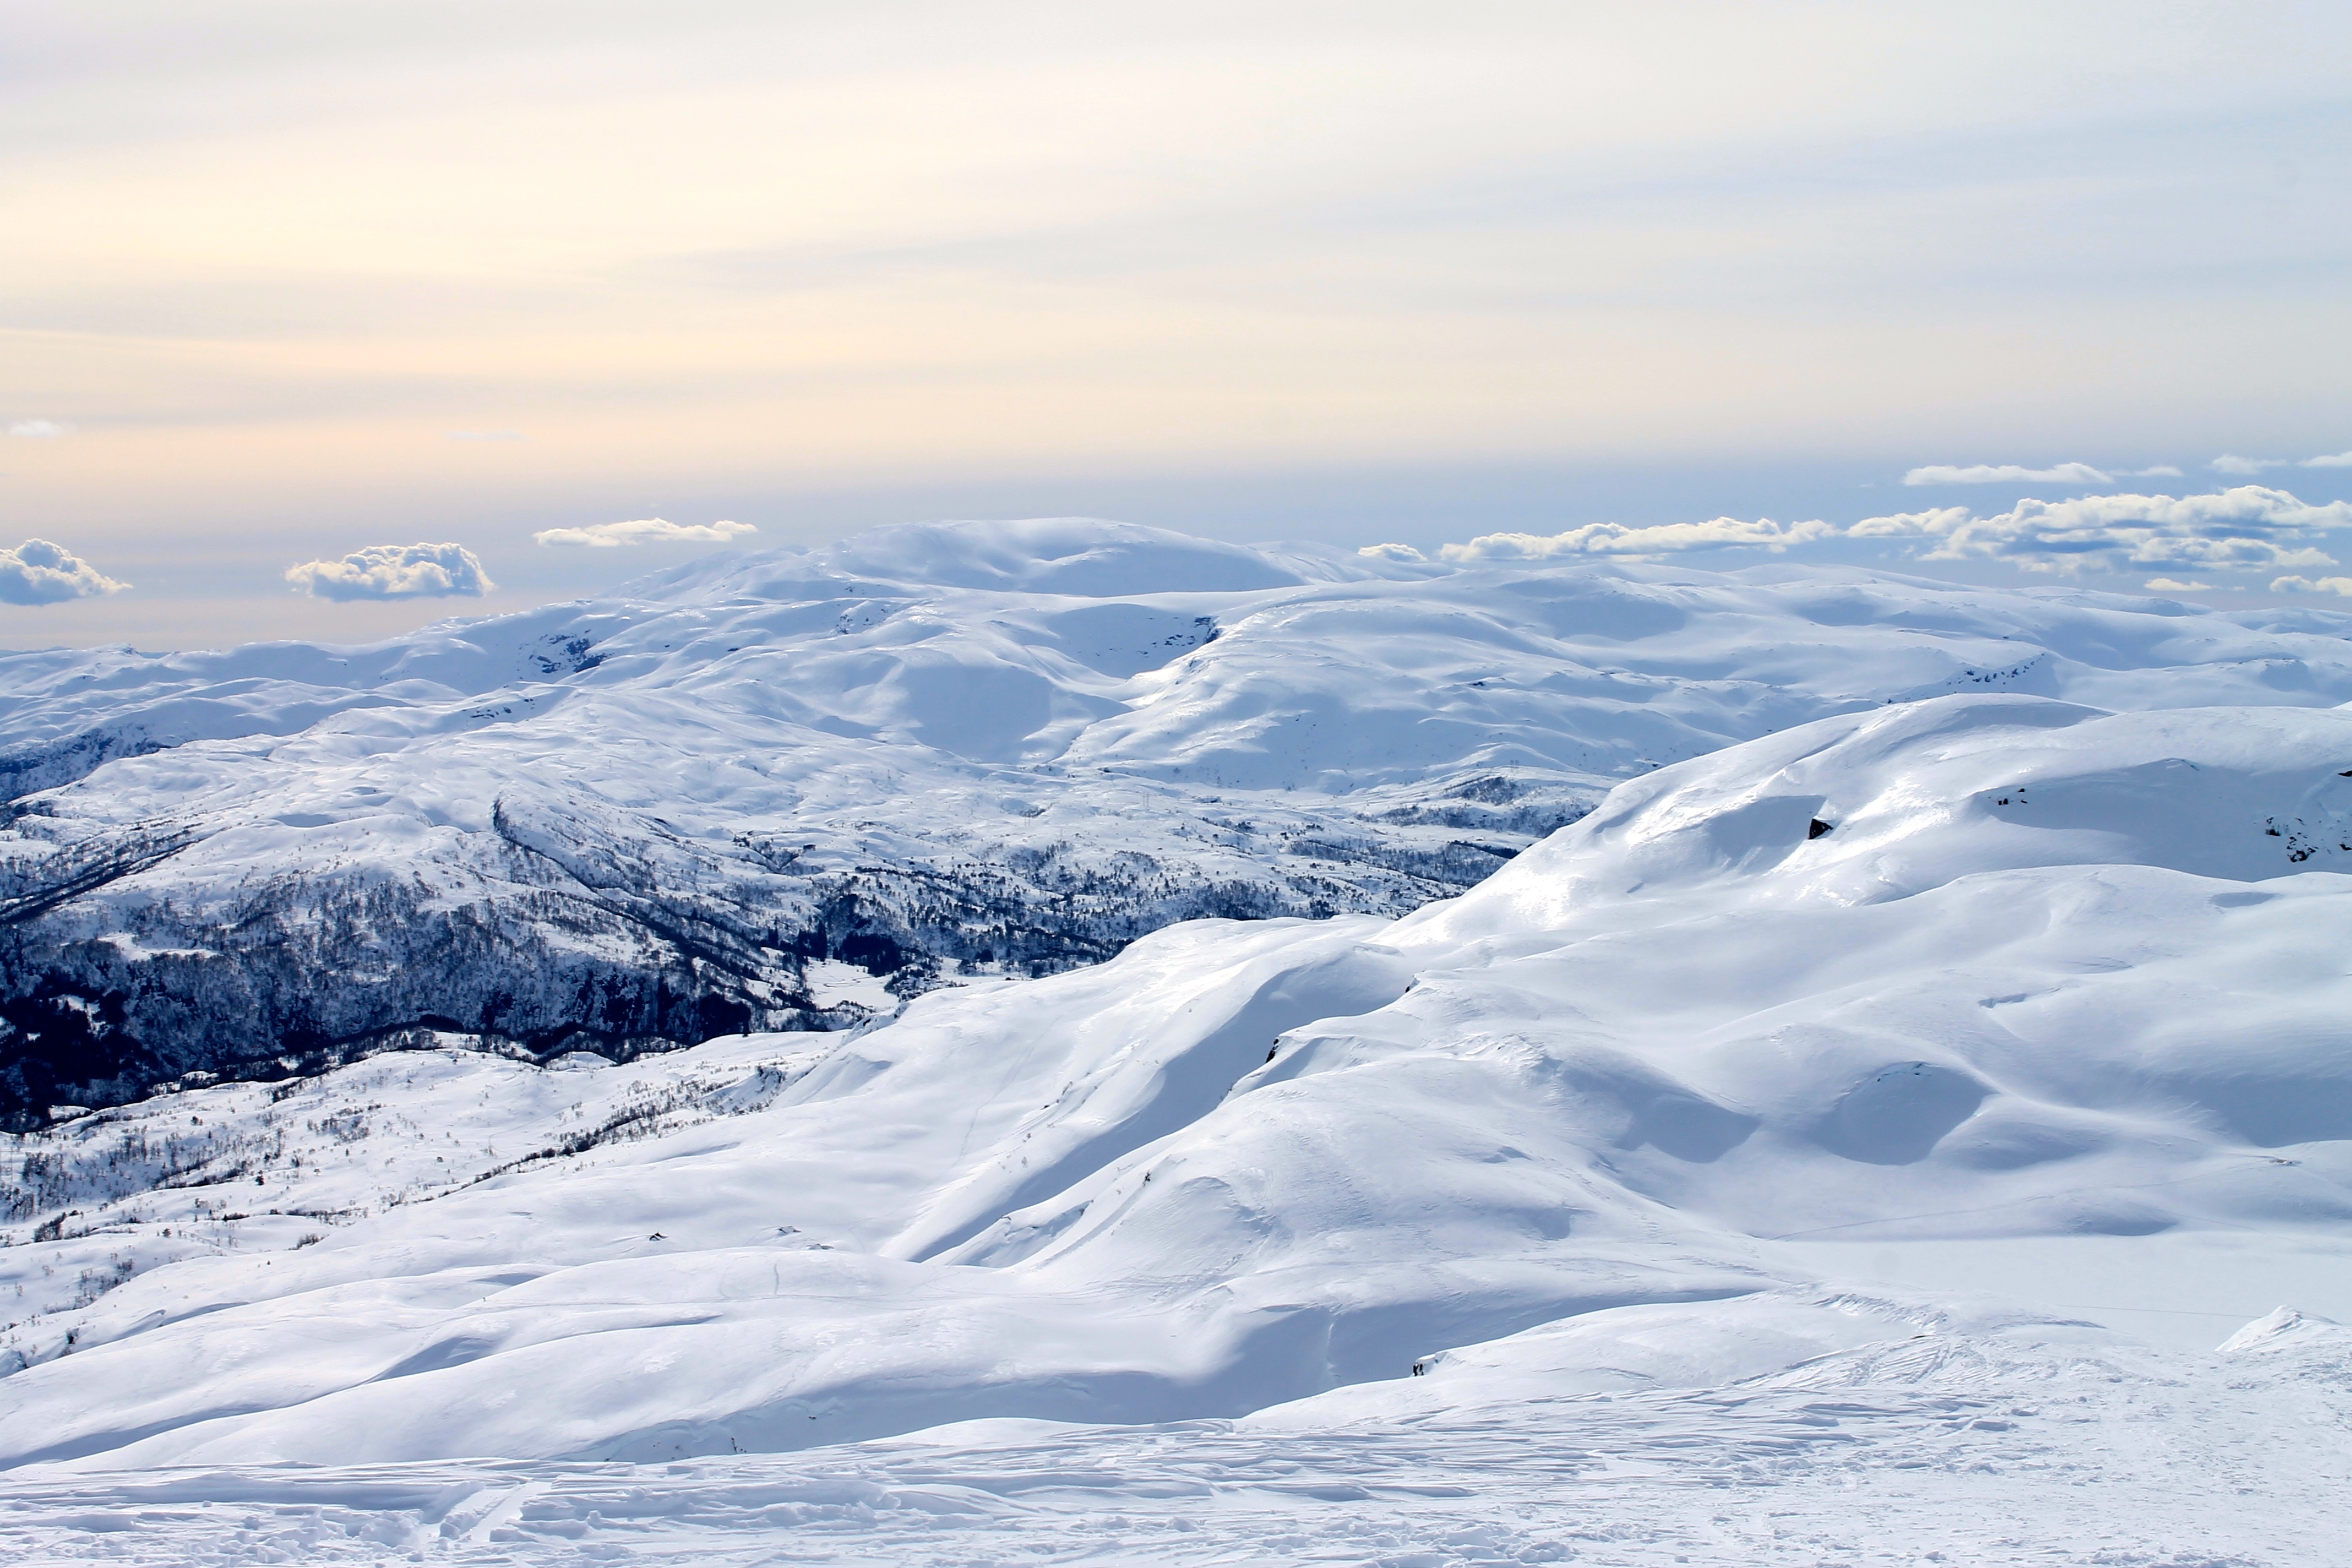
<box><xmin>8</xmin><ymin>519</ymin><xmax>2352</xmax><ymax>1126</ymax></box>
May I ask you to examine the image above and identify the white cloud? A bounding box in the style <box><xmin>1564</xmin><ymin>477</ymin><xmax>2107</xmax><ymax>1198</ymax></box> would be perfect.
<box><xmin>0</xmin><ymin>538</ymin><xmax>128</xmax><ymax>605</ymax></box>
<box><xmin>1902</xmin><ymin>462</ymin><xmax>2110</xmax><ymax>487</ymax></box>
<box><xmin>2302</xmin><ymin>450</ymin><xmax>2352</xmax><ymax>469</ymax></box>
<box><xmin>2122</xmin><ymin>465</ymin><xmax>2182</xmax><ymax>477</ymax></box>
<box><xmin>8</xmin><ymin>419</ymin><xmax>73</xmax><ymax>439</ymax></box>
<box><xmin>284</xmin><ymin>542</ymin><xmax>494</xmax><ymax>600</ymax></box>
<box><xmin>1852</xmin><ymin>486</ymin><xmax>2351</xmax><ymax>576</ymax></box>
<box><xmin>2142</xmin><ymin>578</ymin><xmax>2211</xmax><ymax>592</ymax></box>
<box><xmin>445</xmin><ymin>429</ymin><xmax>526</xmax><ymax>442</ymax></box>
<box><xmin>2210</xmin><ymin>454</ymin><xmax>2288</xmax><ymax>475</ymax></box>
<box><xmin>1439</xmin><ymin>516</ymin><xmax>1834</xmax><ymax>563</ymax></box>
<box><xmin>1846</xmin><ymin>506</ymin><xmax>1970</xmax><ymax>540</ymax></box>
<box><xmin>1358</xmin><ymin>542</ymin><xmax>1426</xmax><ymax>562</ymax></box>
<box><xmin>532</xmin><ymin>518</ymin><xmax>758</xmax><ymax>548</ymax></box>
<box><xmin>2272</xmin><ymin>574</ymin><xmax>2352</xmax><ymax>597</ymax></box>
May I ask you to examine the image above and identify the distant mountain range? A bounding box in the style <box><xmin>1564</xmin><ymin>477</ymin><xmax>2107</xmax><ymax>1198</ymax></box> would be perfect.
<box><xmin>6</xmin><ymin>517</ymin><xmax>2352</xmax><ymax>1124</ymax></box>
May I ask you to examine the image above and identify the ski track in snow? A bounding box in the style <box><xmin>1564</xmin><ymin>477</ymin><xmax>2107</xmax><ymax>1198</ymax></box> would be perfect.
<box><xmin>7</xmin><ymin>521</ymin><xmax>2352</xmax><ymax>1562</ymax></box>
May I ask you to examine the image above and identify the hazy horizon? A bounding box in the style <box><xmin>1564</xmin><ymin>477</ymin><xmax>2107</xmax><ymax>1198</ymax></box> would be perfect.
<box><xmin>6</xmin><ymin>1</ymin><xmax>2350</xmax><ymax>647</ymax></box>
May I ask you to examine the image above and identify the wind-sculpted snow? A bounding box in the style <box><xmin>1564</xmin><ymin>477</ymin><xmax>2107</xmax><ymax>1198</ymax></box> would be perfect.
<box><xmin>4</xmin><ymin>691</ymin><xmax>2351</xmax><ymax>1541</ymax></box>
<box><xmin>9</xmin><ymin>520</ymin><xmax>2352</xmax><ymax>1125</ymax></box>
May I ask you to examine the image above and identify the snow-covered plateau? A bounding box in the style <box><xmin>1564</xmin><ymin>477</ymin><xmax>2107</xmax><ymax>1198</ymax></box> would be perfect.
<box><xmin>4</xmin><ymin>519</ymin><xmax>2352</xmax><ymax>1564</ymax></box>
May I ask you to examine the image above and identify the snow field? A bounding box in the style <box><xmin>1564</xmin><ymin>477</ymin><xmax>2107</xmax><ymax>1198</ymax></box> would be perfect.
<box><xmin>3</xmin><ymin>1303</ymin><xmax>2348</xmax><ymax>1564</ymax></box>
<box><xmin>0</xmin><ymin>1034</ymin><xmax>836</xmax><ymax>1376</ymax></box>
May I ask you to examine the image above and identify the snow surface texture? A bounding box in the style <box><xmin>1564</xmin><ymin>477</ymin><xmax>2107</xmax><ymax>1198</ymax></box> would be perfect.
<box><xmin>4</xmin><ymin>687</ymin><xmax>2352</xmax><ymax>1561</ymax></box>
<box><xmin>2</xmin><ymin>1309</ymin><xmax>2348</xmax><ymax>1566</ymax></box>
<box><xmin>9</xmin><ymin>518</ymin><xmax>2352</xmax><ymax>1126</ymax></box>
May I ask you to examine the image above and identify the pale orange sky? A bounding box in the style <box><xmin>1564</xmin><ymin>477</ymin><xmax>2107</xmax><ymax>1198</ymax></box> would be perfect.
<box><xmin>4</xmin><ymin>2</ymin><xmax>2351</xmax><ymax>645</ymax></box>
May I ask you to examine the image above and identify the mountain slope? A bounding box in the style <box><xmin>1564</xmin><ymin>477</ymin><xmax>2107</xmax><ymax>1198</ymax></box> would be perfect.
<box><xmin>4</xmin><ymin>692</ymin><xmax>2349</xmax><ymax>1472</ymax></box>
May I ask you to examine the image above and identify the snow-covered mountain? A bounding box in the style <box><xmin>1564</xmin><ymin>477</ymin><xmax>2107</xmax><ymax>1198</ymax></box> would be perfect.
<box><xmin>6</xmin><ymin>525</ymin><xmax>2352</xmax><ymax>1559</ymax></box>
<box><xmin>8</xmin><ymin>518</ymin><xmax>2352</xmax><ymax>1130</ymax></box>
<box><xmin>4</xmin><ymin>688</ymin><xmax>2350</xmax><ymax>1466</ymax></box>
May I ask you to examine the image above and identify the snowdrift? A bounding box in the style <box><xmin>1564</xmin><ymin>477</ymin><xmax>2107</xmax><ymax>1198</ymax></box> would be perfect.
<box><xmin>6</xmin><ymin>692</ymin><xmax>2349</xmax><ymax>1474</ymax></box>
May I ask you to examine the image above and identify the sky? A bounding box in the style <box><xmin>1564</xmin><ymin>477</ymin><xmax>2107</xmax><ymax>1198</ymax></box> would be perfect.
<box><xmin>4</xmin><ymin>1</ymin><xmax>2351</xmax><ymax>648</ymax></box>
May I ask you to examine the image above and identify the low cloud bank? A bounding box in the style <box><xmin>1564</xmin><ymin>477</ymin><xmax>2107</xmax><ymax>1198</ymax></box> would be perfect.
<box><xmin>1402</xmin><ymin>485</ymin><xmax>2352</xmax><ymax>589</ymax></box>
<box><xmin>533</xmin><ymin>518</ymin><xmax>758</xmax><ymax>548</ymax></box>
<box><xmin>1852</xmin><ymin>486</ymin><xmax>2349</xmax><ymax>575</ymax></box>
<box><xmin>1903</xmin><ymin>462</ymin><xmax>2111</xmax><ymax>486</ymax></box>
<box><xmin>1439</xmin><ymin>516</ymin><xmax>1833</xmax><ymax>562</ymax></box>
<box><xmin>2273</xmin><ymin>574</ymin><xmax>2352</xmax><ymax>597</ymax></box>
<box><xmin>8</xmin><ymin>420</ymin><xmax>72</xmax><ymax>439</ymax></box>
<box><xmin>1902</xmin><ymin>461</ymin><xmax>2184</xmax><ymax>485</ymax></box>
<box><xmin>2211</xmin><ymin>449</ymin><xmax>2352</xmax><ymax>473</ymax></box>
<box><xmin>285</xmin><ymin>543</ymin><xmax>494</xmax><ymax>601</ymax></box>
<box><xmin>0</xmin><ymin>539</ymin><xmax>128</xmax><ymax>605</ymax></box>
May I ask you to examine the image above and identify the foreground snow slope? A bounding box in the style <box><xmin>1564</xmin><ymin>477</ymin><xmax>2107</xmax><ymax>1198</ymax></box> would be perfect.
<box><xmin>9</xmin><ymin>518</ymin><xmax>2352</xmax><ymax>1121</ymax></box>
<box><xmin>5</xmin><ymin>693</ymin><xmax>2350</xmax><ymax>1497</ymax></box>
<box><xmin>4</xmin><ymin>1303</ymin><xmax>2349</xmax><ymax>1565</ymax></box>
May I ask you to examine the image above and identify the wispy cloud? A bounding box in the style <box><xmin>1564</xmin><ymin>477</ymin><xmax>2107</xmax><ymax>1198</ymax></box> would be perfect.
<box><xmin>1853</xmin><ymin>486</ymin><xmax>2351</xmax><ymax>575</ymax></box>
<box><xmin>445</xmin><ymin>429</ymin><xmax>527</xmax><ymax>442</ymax></box>
<box><xmin>2210</xmin><ymin>454</ymin><xmax>2289</xmax><ymax>475</ymax></box>
<box><xmin>2142</xmin><ymin>578</ymin><xmax>2211</xmax><ymax>592</ymax></box>
<box><xmin>284</xmin><ymin>542</ymin><xmax>494</xmax><ymax>600</ymax></box>
<box><xmin>2302</xmin><ymin>450</ymin><xmax>2352</xmax><ymax>469</ymax></box>
<box><xmin>1902</xmin><ymin>462</ymin><xmax>2110</xmax><ymax>487</ymax></box>
<box><xmin>8</xmin><ymin>420</ymin><xmax>72</xmax><ymax>439</ymax></box>
<box><xmin>2122</xmin><ymin>465</ymin><xmax>2182</xmax><ymax>477</ymax></box>
<box><xmin>1438</xmin><ymin>516</ymin><xmax>1834</xmax><ymax>562</ymax></box>
<box><xmin>0</xmin><ymin>539</ymin><xmax>128</xmax><ymax>605</ymax></box>
<box><xmin>532</xmin><ymin>518</ymin><xmax>758</xmax><ymax>548</ymax></box>
<box><xmin>2272</xmin><ymin>574</ymin><xmax>2352</xmax><ymax>597</ymax></box>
